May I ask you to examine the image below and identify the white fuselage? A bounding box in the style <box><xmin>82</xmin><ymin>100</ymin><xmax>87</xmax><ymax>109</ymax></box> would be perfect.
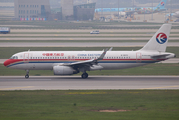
<box><xmin>5</xmin><ymin>50</ymin><xmax>173</xmax><ymax>71</ymax></box>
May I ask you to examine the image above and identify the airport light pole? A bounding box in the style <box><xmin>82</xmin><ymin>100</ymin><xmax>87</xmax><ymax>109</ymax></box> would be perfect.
<box><xmin>118</xmin><ymin>0</ymin><xmax>119</xmax><ymax>19</ymax></box>
<box><xmin>144</xmin><ymin>12</ymin><xmax>145</xmax><ymax>21</ymax></box>
<box><xmin>100</xmin><ymin>0</ymin><xmax>103</xmax><ymax>19</ymax></box>
<box><xmin>133</xmin><ymin>0</ymin><xmax>135</xmax><ymax>20</ymax></box>
<box><xmin>133</xmin><ymin>0</ymin><xmax>134</xmax><ymax>12</ymax></box>
<box><xmin>170</xmin><ymin>0</ymin><xmax>172</xmax><ymax>21</ymax></box>
<box><xmin>151</xmin><ymin>0</ymin><xmax>153</xmax><ymax>20</ymax></box>
<box><xmin>165</xmin><ymin>6</ymin><xmax>167</xmax><ymax>22</ymax></box>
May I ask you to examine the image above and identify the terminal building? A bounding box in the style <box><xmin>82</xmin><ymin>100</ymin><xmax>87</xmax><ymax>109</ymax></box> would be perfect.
<box><xmin>74</xmin><ymin>3</ymin><xmax>96</xmax><ymax>20</ymax></box>
<box><xmin>61</xmin><ymin>0</ymin><xmax>74</xmax><ymax>20</ymax></box>
<box><xmin>61</xmin><ymin>0</ymin><xmax>96</xmax><ymax>20</ymax></box>
<box><xmin>14</xmin><ymin>0</ymin><xmax>96</xmax><ymax>21</ymax></box>
<box><xmin>14</xmin><ymin>0</ymin><xmax>51</xmax><ymax>20</ymax></box>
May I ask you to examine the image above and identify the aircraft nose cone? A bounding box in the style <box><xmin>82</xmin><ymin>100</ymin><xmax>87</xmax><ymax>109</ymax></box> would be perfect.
<box><xmin>3</xmin><ymin>59</ymin><xmax>9</xmax><ymax>67</ymax></box>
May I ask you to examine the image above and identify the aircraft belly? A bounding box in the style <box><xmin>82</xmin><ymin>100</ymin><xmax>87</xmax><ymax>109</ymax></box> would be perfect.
<box><xmin>14</xmin><ymin>63</ymin><xmax>149</xmax><ymax>70</ymax></box>
<box><xmin>99</xmin><ymin>63</ymin><xmax>148</xmax><ymax>70</ymax></box>
<box><xmin>9</xmin><ymin>64</ymin><xmax>26</xmax><ymax>70</ymax></box>
<box><xmin>29</xmin><ymin>63</ymin><xmax>53</xmax><ymax>70</ymax></box>
<box><xmin>10</xmin><ymin>63</ymin><xmax>53</xmax><ymax>70</ymax></box>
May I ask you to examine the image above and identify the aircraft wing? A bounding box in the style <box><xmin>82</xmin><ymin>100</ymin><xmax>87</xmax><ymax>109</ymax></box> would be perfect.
<box><xmin>63</xmin><ymin>48</ymin><xmax>109</xmax><ymax>67</ymax></box>
<box><xmin>64</xmin><ymin>59</ymin><xmax>95</xmax><ymax>66</ymax></box>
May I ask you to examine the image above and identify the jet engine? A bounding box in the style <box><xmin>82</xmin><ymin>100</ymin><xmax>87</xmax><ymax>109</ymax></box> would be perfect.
<box><xmin>53</xmin><ymin>66</ymin><xmax>78</xmax><ymax>75</ymax></box>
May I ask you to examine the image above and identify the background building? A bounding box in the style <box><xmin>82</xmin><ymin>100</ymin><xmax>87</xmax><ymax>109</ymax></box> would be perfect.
<box><xmin>74</xmin><ymin>3</ymin><xmax>96</xmax><ymax>20</ymax></box>
<box><xmin>61</xmin><ymin>0</ymin><xmax>74</xmax><ymax>20</ymax></box>
<box><xmin>14</xmin><ymin>0</ymin><xmax>51</xmax><ymax>20</ymax></box>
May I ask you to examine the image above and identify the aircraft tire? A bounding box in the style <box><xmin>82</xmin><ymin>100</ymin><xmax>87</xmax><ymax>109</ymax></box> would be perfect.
<box><xmin>81</xmin><ymin>73</ymin><xmax>88</xmax><ymax>79</ymax></box>
<box><xmin>25</xmin><ymin>74</ymin><xmax>29</xmax><ymax>79</ymax></box>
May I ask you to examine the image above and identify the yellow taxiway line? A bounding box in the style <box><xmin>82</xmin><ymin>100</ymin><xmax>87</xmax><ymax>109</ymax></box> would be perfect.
<box><xmin>0</xmin><ymin>86</ymin><xmax>34</xmax><ymax>90</ymax></box>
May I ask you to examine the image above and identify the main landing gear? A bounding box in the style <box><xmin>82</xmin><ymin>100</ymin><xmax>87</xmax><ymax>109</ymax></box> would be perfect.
<box><xmin>25</xmin><ymin>70</ymin><xmax>29</xmax><ymax>79</ymax></box>
<box><xmin>81</xmin><ymin>73</ymin><xmax>88</xmax><ymax>79</ymax></box>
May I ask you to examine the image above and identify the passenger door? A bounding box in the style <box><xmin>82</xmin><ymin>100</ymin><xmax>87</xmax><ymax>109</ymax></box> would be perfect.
<box><xmin>24</xmin><ymin>53</ymin><xmax>29</xmax><ymax>62</ymax></box>
<box><xmin>136</xmin><ymin>53</ymin><xmax>141</xmax><ymax>63</ymax></box>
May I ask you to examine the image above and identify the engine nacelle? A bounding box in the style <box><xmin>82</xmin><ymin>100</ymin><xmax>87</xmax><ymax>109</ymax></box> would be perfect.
<box><xmin>53</xmin><ymin>66</ymin><xmax>77</xmax><ymax>75</ymax></box>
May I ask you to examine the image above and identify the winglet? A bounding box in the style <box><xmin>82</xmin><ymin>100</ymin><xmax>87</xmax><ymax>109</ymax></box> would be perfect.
<box><xmin>97</xmin><ymin>48</ymin><xmax>108</xmax><ymax>60</ymax></box>
<box><xmin>109</xmin><ymin>47</ymin><xmax>113</xmax><ymax>51</ymax></box>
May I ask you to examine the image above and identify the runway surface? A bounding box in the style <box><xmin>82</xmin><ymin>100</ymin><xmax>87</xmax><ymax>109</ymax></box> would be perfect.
<box><xmin>0</xmin><ymin>76</ymin><xmax>179</xmax><ymax>90</ymax></box>
<box><xmin>10</xmin><ymin>29</ymin><xmax>179</xmax><ymax>33</ymax></box>
<box><xmin>0</xmin><ymin>34</ymin><xmax>179</xmax><ymax>37</ymax></box>
<box><xmin>0</xmin><ymin>37</ymin><xmax>178</xmax><ymax>41</ymax></box>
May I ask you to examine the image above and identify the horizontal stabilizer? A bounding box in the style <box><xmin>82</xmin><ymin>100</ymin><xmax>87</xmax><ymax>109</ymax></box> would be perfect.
<box><xmin>151</xmin><ymin>54</ymin><xmax>171</xmax><ymax>59</ymax></box>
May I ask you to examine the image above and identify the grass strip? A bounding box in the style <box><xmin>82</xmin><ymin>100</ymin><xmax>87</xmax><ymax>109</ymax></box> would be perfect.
<box><xmin>0</xmin><ymin>36</ymin><xmax>179</xmax><ymax>38</ymax></box>
<box><xmin>9</xmin><ymin>32</ymin><xmax>179</xmax><ymax>34</ymax></box>
<box><xmin>0</xmin><ymin>90</ymin><xmax>179</xmax><ymax>120</ymax></box>
<box><xmin>1</xmin><ymin>63</ymin><xmax>179</xmax><ymax>76</ymax></box>
<box><xmin>0</xmin><ymin>40</ymin><xmax>151</xmax><ymax>43</ymax></box>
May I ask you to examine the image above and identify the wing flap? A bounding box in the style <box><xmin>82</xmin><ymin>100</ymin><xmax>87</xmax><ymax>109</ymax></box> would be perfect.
<box><xmin>64</xmin><ymin>48</ymin><xmax>109</xmax><ymax>67</ymax></box>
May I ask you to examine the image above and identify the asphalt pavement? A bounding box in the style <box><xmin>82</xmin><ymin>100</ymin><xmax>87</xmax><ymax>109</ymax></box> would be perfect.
<box><xmin>0</xmin><ymin>76</ymin><xmax>179</xmax><ymax>90</ymax></box>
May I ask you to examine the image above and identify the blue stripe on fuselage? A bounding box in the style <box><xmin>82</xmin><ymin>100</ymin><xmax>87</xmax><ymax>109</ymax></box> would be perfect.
<box><xmin>7</xmin><ymin>60</ymin><xmax>159</xmax><ymax>68</ymax></box>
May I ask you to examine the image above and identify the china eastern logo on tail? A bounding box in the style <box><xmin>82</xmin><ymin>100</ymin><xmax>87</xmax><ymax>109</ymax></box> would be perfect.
<box><xmin>161</xmin><ymin>2</ymin><xmax>165</xmax><ymax>6</ymax></box>
<box><xmin>156</xmin><ymin>33</ymin><xmax>167</xmax><ymax>44</ymax></box>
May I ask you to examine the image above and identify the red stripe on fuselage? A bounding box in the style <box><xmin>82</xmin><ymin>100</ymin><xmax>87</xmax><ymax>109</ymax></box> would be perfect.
<box><xmin>4</xmin><ymin>58</ymin><xmax>166</xmax><ymax>67</ymax></box>
<box><xmin>3</xmin><ymin>59</ymin><xmax>23</xmax><ymax>67</ymax></box>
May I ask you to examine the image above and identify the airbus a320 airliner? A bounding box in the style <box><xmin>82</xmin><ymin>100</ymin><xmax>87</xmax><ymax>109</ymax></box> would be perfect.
<box><xmin>4</xmin><ymin>24</ymin><xmax>175</xmax><ymax>79</ymax></box>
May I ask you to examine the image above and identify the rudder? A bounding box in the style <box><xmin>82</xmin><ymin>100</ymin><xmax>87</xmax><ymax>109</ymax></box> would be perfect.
<box><xmin>140</xmin><ymin>24</ymin><xmax>172</xmax><ymax>52</ymax></box>
<box><xmin>156</xmin><ymin>0</ymin><xmax>167</xmax><ymax>9</ymax></box>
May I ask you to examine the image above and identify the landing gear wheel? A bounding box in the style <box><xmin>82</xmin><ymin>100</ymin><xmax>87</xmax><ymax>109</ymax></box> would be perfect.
<box><xmin>81</xmin><ymin>73</ymin><xmax>88</xmax><ymax>79</ymax></box>
<box><xmin>25</xmin><ymin>70</ymin><xmax>29</xmax><ymax>79</ymax></box>
<box><xmin>25</xmin><ymin>74</ymin><xmax>29</xmax><ymax>79</ymax></box>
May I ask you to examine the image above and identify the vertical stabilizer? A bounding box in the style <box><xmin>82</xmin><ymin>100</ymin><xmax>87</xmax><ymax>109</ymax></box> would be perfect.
<box><xmin>140</xmin><ymin>24</ymin><xmax>172</xmax><ymax>52</ymax></box>
<box><xmin>156</xmin><ymin>0</ymin><xmax>167</xmax><ymax>9</ymax></box>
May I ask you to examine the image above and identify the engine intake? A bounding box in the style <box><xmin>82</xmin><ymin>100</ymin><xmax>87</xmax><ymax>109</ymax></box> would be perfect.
<box><xmin>53</xmin><ymin>66</ymin><xmax>77</xmax><ymax>75</ymax></box>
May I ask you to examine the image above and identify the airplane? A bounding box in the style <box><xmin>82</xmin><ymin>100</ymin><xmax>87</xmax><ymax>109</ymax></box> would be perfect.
<box><xmin>173</xmin><ymin>11</ymin><xmax>179</xmax><ymax>18</ymax></box>
<box><xmin>166</xmin><ymin>11</ymin><xmax>179</xmax><ymax>18</ymax></box>
<box><xmin>3</xmin><ymin>24</ymin><xmax>175</xmax><ymax>79</ymax></box>
<box><xmin>165</xmin><ymin>11</ymin><xmax>179</xmax><ymax>22</ymax></box>
<box><xmin>95</xmin><ymin>0</ymin><xmax>167</xmax><ymax>15</ymax></box>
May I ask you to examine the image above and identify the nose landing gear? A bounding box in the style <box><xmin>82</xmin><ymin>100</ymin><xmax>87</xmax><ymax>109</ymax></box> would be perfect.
<box><xmin>81</xmin><ymin>73</ymin><xmax>88</xmax><ymax>79</ymax></box>
<box><xmin>25</xmin><ymin>74</ymin><xmax>29</xmax><ymax>79</ymax></box>
<box><xmin>25</xmin><ymin>70</ymin><xmax>29</xmax><ymax>79</ymax></box>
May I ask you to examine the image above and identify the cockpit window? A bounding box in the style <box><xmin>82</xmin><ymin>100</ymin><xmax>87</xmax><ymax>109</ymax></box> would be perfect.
<box><xmin>10</xmin><ymin>56</ymin><xmax>18</xmax><ymax>59</ymax></box>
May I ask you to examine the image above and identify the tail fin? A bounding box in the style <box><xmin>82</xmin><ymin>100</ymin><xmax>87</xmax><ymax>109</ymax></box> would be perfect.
<box><xmin>156</xmin><ymin>0</ymin><xmax>167</xmax><ymax>9</ymax></box>
<box><xmin>140</xmin><ymin>24</ymin><xmax>172</xmax><ymax>52</ymax></box>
